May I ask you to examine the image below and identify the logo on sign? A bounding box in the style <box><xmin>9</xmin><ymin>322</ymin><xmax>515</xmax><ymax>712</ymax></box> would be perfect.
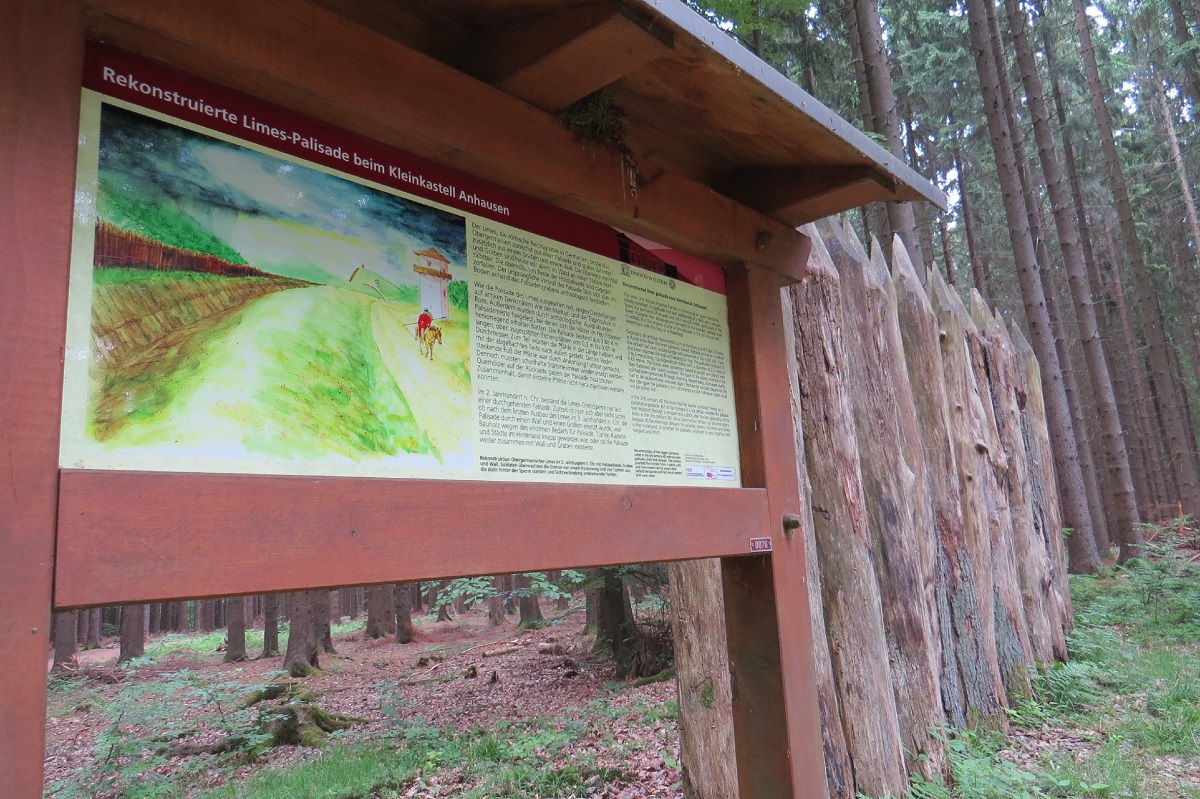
<box><xmin>749</xmin><ymin>537</ymin><xmax>773</xmax><ymax>552</ymax></box>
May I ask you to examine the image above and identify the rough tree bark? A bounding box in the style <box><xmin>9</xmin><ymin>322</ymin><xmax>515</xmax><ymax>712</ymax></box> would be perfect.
<box><xmin>965</xmin><ymin>0</ymin><xmax>1099</xmax><ymax>572</ymax></box>
<box><xmin>118</xmin><ymin>604</ymin><xmax>145</xmax><ymax>664</ymax></box>
<box><xmin>893</xmin><ymin>240</ymin><xmax>1002</xmax><ymax>729</ymax></box>
<box><xmin>668</xmin><ymin>560</ymin><xmax>737</xmax><ymax>799</ymax></box>
<box><xmin>394</xmin><ymin>582</ymin><xmax>415</xmax><ymax>644</ymax></box>
<box><xmin>52</xmin><ymin>610</ymin><xmax>77</xmax><ymax>671</ymax></box>
<box><xmin>224</xmin><ymin>595</ymin><xmax>247</xmax><ymax>663</ymax></box>
<box><xmin>1005</xmin><ymin>0</ymin><xmax>1141</xmax><ymax>558</ymax></box>
<box><xmin>261</xmin><ymin>593</ymin><xmax>280</xmax><ymax>658</ymax></box>
<box><xmin>964</xmin><ymin>294</ymin><xmax>1035</xmax><ymax>696</ymax></box>
<box><xmin>1011</xmin><ymin>324</ymin><xmax>1074</xmax><ymax>654</ymax></box>
<box><xmin>364</xmin><ymin>585</ymin><xmax>397</xmax><ymax>639</ymax></box>
<box><xmin>929</xmin><ymin>267</ymin><xmax>1012</xmax><ymax>725</ymax></box>
<box><xmin>980</xmin><ymin>304</ymin><xmax>1065</xmax><ymax>664</ymax></box>
<box><xmin>1072</xmin><ymin>0</ymin><xmax>1200</xmax><ymax>519</ymax></box>
<box><xmin>283</xmin><ymin>590</ymin><xmax>322</xmax><ymax>677</ymax></box>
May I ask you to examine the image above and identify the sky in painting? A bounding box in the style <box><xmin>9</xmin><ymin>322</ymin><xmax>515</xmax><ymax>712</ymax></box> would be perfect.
<box><xmin>97</xmin><ymin>104</ymin><xmax>467</xmax><ymax>287</ymax></box>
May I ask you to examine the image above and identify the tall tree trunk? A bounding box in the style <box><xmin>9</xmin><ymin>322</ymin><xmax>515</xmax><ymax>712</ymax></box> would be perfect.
<box><xmin>224</xmin><ymin>595</ymin><xmax>247</xmax><ymax>663</ymax></box>
<box><xmin>1046</xmin><ymin>36</ymin><xmax>1155</xmax><ymax>517</ymax></box>
<box><xmin>595</xmin><ymin>569</ymin><xmax>636</xmax><ymax>679</ymax></box>
<box><xmin>118</xmin><ymin>604</ymin><xmax>145</xmax><ymax>663</ymax></box>
<box><xmin>1007</xmin><ymin>0</ymin><xmax>1141</xmax><ymax>558</ymax></box>
<box><xmin>668</xmin><ymin>560</ymin><xmax>737</xmax><ymax>799</ymax></box>
<box><xmin>364</xmin><ymin>585</ymin><xmax>397</xmax><ymax>639</ymax></box>
<box><xmin>262</xmin><ymin>593</ymin><xmax>280</xmax><ymax>657</ymax></box>
<box><xmin>283</xmin><ymin>590</ymin><xmax>322</xmax><ymax>677</ymax></box>
<box><xmin>87</xmin><ymin>608</ymin><xmax>102</xmax><ymax>648</ymax></box>
<box><xmin>52</xmin><ymin>610</ymin><xmax>78</xmax><ymax>671</ymax></box>
<box><xmin>966</xmin><ymin>0</ymin><xmax>1100</xmax><ymax>572</ymax></box>
<box><xmin>394</xmin><ymin>582</ymin><xmax>415</xmax><ymax>644</ymax></box>
<box><xmin>788</xmin><ymin>231</ymin><xmax>907</xmax><ymax>797</ymax></box>
<box><xmin>1072</xmin><ymin>0</ymin><xmax>1200</xmax><ymax>518</ymax></box>
<box><xmin>852</xmin><ymin>0</ymin><xmax>923</xmax><ymax>266</ymax></box>
<box><xmin>1101</xmin><ymin>229</ymin><xmax>1176</xmax><ymax>510</ymax></box>
<box><xmin>321</xmin><ymin>591</ymin><xmax>336</xmax><ymax>654</ymax></box>
<box><xmin>195</xmin><ymin>599</ymin><xmax>214</xmax><ymax>633</ymax></box>
<box><xmin>1168</xmin><ymin>0</ymin><xmax>1200</xmax><ymax>104</ymax></box>
<box><xmin>76</xmin><ymin>608</ymin><xmax>90</xmax><ymax>647</ymax></box>
<box><xmin>953</xmin><ymin>138</ymin><xmax>989</xmax><ymax>300</ymax></box>
<box><xmin>516</xmin><ymin>574</ymin><xmax>545</xmax><ymax>629</ymax></box>
<box><xmin>1049</xmin><ymin>267</ymin><xmax>1112</xmax><ymax>556</ymax></box>
<box><xmin>488</xmin><ymin>574</ymin><xmax>509</xmax><ymax>626</ymax></box>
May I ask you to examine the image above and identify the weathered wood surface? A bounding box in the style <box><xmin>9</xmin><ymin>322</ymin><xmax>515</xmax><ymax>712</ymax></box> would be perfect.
<box><xmin>891</xmin><ymin>239</ymin><xmax>976</xmax><ymax>730</ymax></box>
<box><xmin>787</xmin><ymin>230</ymin><xmax>907</xmax><ymax>798</ymax></box>
<box><xmin>819</xmin><ymin>220</ymin><xmax>947</xmax><ymax>780</ymax></box>
<box><xmin>0</xmin><ymin>3</ymin><xmax>83</xmax><ymax>796</ymax></box>
<box><xmin>976</xmin><ymin>297</ymin><xmax>1061</xmax><ymax>666</ymax></box>
<box><xmin>1012</xmin><ymin>323</ymin><xmax>1073</xmax><ymax>652</ymax></box>
<box><xmin>929</xmin><ymin>264</ymin><xmax>1011</xmax><ymax>729</ymax></box>
<box><xmin>964</xmin><ymin>291</ymin><xmax>1035</xmax><ymax>698</ymax></box>
<box><xmin>781</xmin><ymin>286</ymin><xmax>854</xmax><ymax>799</ymax></box>
<box><xmin>56</xmin><ymin>474</ymin><xmax>771</xmax><ymax>607</ymax></box>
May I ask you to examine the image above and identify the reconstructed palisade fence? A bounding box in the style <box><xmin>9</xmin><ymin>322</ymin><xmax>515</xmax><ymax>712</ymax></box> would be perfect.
<box><xmin>673</xmin><ymin>216</ymin><xmax>1071</xmax><ymax>799</ymax></box>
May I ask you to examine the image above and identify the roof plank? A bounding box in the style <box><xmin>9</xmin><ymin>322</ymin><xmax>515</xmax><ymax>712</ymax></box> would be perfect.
<box><xmin>469</xmin><ymin>2</ymin><xmax>673</xmax><ymax>111</ymax></box>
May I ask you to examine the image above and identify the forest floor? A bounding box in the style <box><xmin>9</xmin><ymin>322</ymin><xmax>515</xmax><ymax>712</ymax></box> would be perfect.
<box><xmin>43</xmin><ymin>547</ymin><xmax>1200</xmax><ymax>799</ymax></box>
<box><xmin>44</xmin><ymin>601</ymin><xmax>682</xmax><ymax>799</ymax></box>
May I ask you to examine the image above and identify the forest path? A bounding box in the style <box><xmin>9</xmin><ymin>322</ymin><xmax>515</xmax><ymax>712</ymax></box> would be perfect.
<box><xmin>87</xmin><ymin>285</ymin><xmax>435</xmax><ymax>464</ymax></box>
<box><xmin>371</xmin><ymin>301</ymin><xmax>473</xmax><ymax>466</ymax></box>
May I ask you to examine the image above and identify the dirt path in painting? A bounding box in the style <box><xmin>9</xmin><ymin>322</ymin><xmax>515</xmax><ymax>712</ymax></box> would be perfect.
<box><xmin>371</xmin><ymin>302</ymin><xmax>473</xmax><ymax>466</ymax></box>
<box><xmin>89</xmin><ymin>285</ymin><xmax>436</xmax><ymax>464</ymax></box>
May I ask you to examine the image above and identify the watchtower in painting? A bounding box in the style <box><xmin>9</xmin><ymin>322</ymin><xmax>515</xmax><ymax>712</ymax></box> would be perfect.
<box><xmin>413</xmin><ymin>247</ymin><xmax>452</xmax><ymax>319</ymax></box>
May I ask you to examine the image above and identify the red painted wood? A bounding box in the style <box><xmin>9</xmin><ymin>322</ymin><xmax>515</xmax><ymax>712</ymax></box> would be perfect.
<box><xmin>55</xmin><ymin>472</ymin><xmax>770</xmax><ymax>607</ymax></box>
<box><xmin>723</xmin><ymin>262</ymin><xmax>827</xmax><ymax>799</ymax></box>
<box><xmin>0</xmin><ymin>4</ymin><xmax>85</xmax><ymax>798</ymax></box>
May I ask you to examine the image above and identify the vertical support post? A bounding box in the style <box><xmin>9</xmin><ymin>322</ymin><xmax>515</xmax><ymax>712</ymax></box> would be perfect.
<box><xmin>723</xmin><ymin>261</ymin><xmax>827</xmax><ymax>799</ymax></box>
<box><xmin>0</xmin><ymin>4</ymin><xmax>82</xmax><ymax>797</ymax></box>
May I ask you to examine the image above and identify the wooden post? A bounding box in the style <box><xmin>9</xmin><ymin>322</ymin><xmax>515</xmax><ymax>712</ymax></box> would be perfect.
<box><xmin>724</xmin><ymin>262</ymin><xmax>828</xmax><ymax>799</ymax></box>
<box><xmin>0</xmin><ymin>4</ymin><xmax>84</xmax><ymax>797</ymax></box>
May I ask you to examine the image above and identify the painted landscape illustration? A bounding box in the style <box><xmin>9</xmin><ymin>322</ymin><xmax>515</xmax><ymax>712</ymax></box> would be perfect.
<box><xmin>82</xmin><ymin>103</ymin><xmax>472</xmax><ymax>468</ymax></box>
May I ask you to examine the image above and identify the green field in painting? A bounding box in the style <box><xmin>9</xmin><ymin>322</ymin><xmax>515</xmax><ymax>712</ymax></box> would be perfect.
<box><xmin>89</xmin><ymin>276</ymin><xmax>472</xmax><ymax>465</ymax></box>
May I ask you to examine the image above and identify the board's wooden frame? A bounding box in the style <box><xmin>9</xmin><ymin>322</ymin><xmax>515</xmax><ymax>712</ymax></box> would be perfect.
<box><xmin>1</xmin><ymin>2</ymin><xmax>826</xmax><ymax>797</ymax></box>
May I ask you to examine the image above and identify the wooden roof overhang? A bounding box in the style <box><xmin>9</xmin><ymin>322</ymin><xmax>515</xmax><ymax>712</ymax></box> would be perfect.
<box><xmin>314</xmin><ymin>0</ymin><xmax>950</xmax><ymax>236</ymax></box>
<box><xmin>313</xmin><ymin>0</ymin><xmax>947</xmax><ymax>233</ymax></box>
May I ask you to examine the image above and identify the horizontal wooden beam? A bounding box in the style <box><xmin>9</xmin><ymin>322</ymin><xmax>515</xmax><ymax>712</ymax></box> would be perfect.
<box><xmin>86</xmin><ymin>0</ymin><xmax>809</xmax><ymax>280</ymax></box>
<box><xmin>55</xmin><ymin>471</ymin><xmax>771</xmax><ymax>607</ymax></box>
<box><xmin>718</xmin><ymin>165</ymin><xmax>897</xmax><ymax>227</ymax></box>
<box><xmin>468</xmin><ymin>2</ymin><xmax>672</xmax><ymax>112</ymax></box>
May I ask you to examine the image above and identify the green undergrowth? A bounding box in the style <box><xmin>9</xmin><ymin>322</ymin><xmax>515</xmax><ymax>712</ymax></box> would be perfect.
<box><xmin>145</xmin><ymin>619</ymin><xmax>364</xmax><ymax>660</ymax></box>
<box><xmin>185</xmin><ymin>704</ymin><xmax>644</xmax><ymax>799</ymax></box>
<box><xmin>45</xmin><ymin>661</ymin><xmax>668</xmax><ymax>799</ymax></box>
<box><xmin>905</xmin><ymin>523</ymin><xmax>1200</xmax><ymax>799</ymax></box>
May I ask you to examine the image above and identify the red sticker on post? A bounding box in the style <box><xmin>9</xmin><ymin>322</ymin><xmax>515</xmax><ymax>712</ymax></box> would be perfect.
<box><xmin>749</xmin><ymin>537</ymin><xmax>773</xmax><ymax>553</ymax></box>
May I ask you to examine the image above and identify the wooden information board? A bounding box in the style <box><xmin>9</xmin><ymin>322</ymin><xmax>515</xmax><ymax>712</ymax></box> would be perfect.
<box><xmin>0</xmin><ymin>1</ymin><xmax>927</xmax><ymax>796</ymax></box>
